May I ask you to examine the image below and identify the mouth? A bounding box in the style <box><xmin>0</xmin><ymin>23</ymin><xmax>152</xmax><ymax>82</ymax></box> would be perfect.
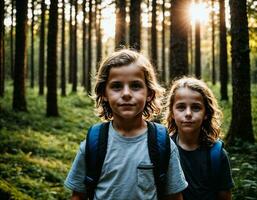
<box><xmin>119</xmin><ymin>103</ymin><xmax>134</xmax><ymax>106</ymax></box>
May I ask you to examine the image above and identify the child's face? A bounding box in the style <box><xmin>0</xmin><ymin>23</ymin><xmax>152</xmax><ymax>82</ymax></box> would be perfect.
<box><xmin>172</xmin><ymin>87</ymin><xmax>207</xmax><ymax>136</ymax></box>
<box><xmin>103</xmin><ymin>63</ymin><xmax>153</xmax><ymax>121</ymax></box>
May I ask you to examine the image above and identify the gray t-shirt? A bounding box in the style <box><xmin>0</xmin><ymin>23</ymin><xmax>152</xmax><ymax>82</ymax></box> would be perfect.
<box><xmin>64</xmin><ymin>123</ymin><xmax>188</xmax><ymax>200</ymax></box>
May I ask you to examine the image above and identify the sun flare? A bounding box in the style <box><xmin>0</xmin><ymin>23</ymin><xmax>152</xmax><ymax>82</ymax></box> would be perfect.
<box><xmin>189</xmin><ymin>2</ymin><xmax>209</xmax><ymax>25</ymax></box>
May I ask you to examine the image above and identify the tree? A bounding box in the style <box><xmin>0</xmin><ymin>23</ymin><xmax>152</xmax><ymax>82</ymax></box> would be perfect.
<box><xmin>161</xmin><ymin>0</ymin><xmax>166</xmax><ymax>83</ymax></box>
<box><xmin>115</xmin><ymin>0</ymin><xmax>126</xmax><ymax>49</ymax></box>
<box><xmin>211</xmin><ymin>0</ymin><xmax>216</xmax><ymax>84</ymax></box>
<box><xmin>0</xmin><ymin>0</ymin><xmax>4</xmax><ymax>97</ymax></box>
<box><xmin>129</xmin><ymin>0</ymin><xmax>141</xmax><ymax>51</ymax></box>
<box><xmin>96</xmin><ymin>0</ymin><xmax>102</xmax><ymax>65</ymax></box>
<box><xmin>10</xmin><ymin>0</ymin><xmax>14</xmax><ymax>79</ymax></box>
<box><xmin>194</xmin><ymin>0</ymin><xmax>201</xmax><ymax>79</ymax></box>
<box><xmin>226</xmin><ymin>0</ymin><xmax>254</xmax><ymax>143</ymax></box>
<box><xmin>12</xmin><ymin>0</ymin><xmax>28</xmax><ymax>111</ymax></box>
<box><xmin>82</xmin><ymin>0</ymin><xmax>87</xmax><ymax>87</ymax></box>
<box><xmin>72</xmin><ymin>0</ymin><xmax>78</xmax><ymax>92</ymax></box>
<box><xmin>30</xmin><ymin>0</ymin><xmax>35</xmax><ymax>88</ymax></box>
<box><xmin>86</xmin><ymin>0</ymin><xmax>93</xmax><ymax>94</ymax></box>
<box><xmin>151</xmin><ymin>0</ymin><xmax>158</xmax><ymax>70</ymax></box>
<box><xmin>69</xmin><ymin>0</ymin><xmax>73</xmax><ymax>83</ymax></box>
<box><xmin>61</xmin><ymin>0</ymin><xmax>66</xmax><ymax>96</ymax></box>
<box><xmin>46</xmin><ymin>0</ymin><xmax>59</xmax><ymax>116</ymax></box>
<box><xmin>39</xmin><ymin>0</ymin><xmax>46</xmax><ymax>95</ymax></box>
<box><xmin>169</xmin><ymin>0</ymin><xmax>189</xmax><ymax>80</ymax></box>
<box><xmin>219</xmin><ymin>0</ymin><xmax>228</xmax><ymax>100</ymax></box>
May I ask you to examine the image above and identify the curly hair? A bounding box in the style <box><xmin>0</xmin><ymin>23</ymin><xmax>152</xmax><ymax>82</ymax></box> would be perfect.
<box><xmin>94</xmin><ymin>49</ymin><xmax>164</xmax><ymax>121</ymax></box>
<box><xmin>164</xmin><ymin>76</ymin><xmax>223</xmax><ymax>146</ymax></box>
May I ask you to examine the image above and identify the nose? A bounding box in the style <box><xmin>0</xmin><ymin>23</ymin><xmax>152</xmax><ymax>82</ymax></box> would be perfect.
<box><xmin>122</xmin><ymin>85</ymin><xmax>132</xmax><ymax>99</ymax></box>
<box><xmin>185</xmin><ymin>107</ymin><xmax>192</xmax><ymax>118</ymax></box>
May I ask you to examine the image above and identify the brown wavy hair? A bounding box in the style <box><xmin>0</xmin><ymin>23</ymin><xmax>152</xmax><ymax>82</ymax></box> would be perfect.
<box><xmin>94</xmin><ymin>49</ymin><xmax>164</xmax><ymax>120</ymax></box>
<box><xmin>164</xmin><ymin>76</ymin><xmax>223</xmax><ymax>146</ymax></box>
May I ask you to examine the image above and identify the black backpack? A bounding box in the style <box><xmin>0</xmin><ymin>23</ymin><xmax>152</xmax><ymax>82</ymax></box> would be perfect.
<box><xmin>84</xmin><ymin>121</ymin><xmax>171</xmax><ymax>200</ymax></box>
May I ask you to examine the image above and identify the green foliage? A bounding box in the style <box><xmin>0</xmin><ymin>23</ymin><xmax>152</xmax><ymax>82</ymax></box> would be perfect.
<box><xmin>0</xmin><ymin>84</ymin><xmax>99</xmax><ymax>199</ymax></box>
<box><xmin>0</xmin><ymin>83</ymin><xmax>256</xmax><ymax>199</ymax></box>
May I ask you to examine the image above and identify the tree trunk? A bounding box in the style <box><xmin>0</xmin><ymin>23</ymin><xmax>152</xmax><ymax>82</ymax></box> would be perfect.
<box><xmin>10</xmin><ymin>0</ymin><xmax>14</xmax><ymax>79</ymax></box>
<box><xmin>12</xmin><ymin>0</ymin><xmax>28</xmax><ymax>111</ymax></box>
<box><xmin>129</xmin><ymin>0</ymin><xmax>141</xmax><ymax>51</ymax></box>
<box><xmin>219</xmin><ymin>0</ymin><xmax>228</xmax><ymax>100</ymax></box>
<box><xmin>227</xmin><ymin>0</ymin><xmax>254</xmax><ymax>143</ymax></box>
<box><xmin>30</xmin><ymin>0</ymin><xmax>34</xmax><ymax>88</ymax></box>
<box><xmin>194</xmin><ymin>0</ymin><xmax>201</xmax><ymax>79</ymax></box>
<box><xmin>69</xmin><ymin>0</ymin><xmax>73</xmax><ymax>83</ymax></box>
<box><xmin>82</xmin><ymin>0</ymin><xmax>87</xmax><ymax>87</ymax></box>
<box><xmin>161</xmin><ymin>0</ymin><xmax>166</xmax><ymax>83</ymax></box>
<box><xmin>72</xmin><ymin>0</ymin><xmax>78</xmax><ymax>92</ymax></box>
<box><xmin>86</xmin><ymin>0</ymin><xmax>92</xmax><ymax>95</ymax></box>
<box><xmin>151</xmin><ymin>0</ymin><xmax>158</xmax><ymax>70</ymax></box>
<box><xmin>169</xmin><ymin>0</ymin><xmax>189</xmax><ymax>80</ymax></box>
<box><xmin>96</xmin><ymin>0</ymin><xmax>102</xmax><ymax>66</ymax></box>
<box><xmin>0</xmin><ymin>0</ymin><xmax>4</xmax><ymax>97</ymax></box>
<box><xmin>115</xmin><ymin>0</ymin><xmax>126</xmax><ymax>49</ymax></box>
<box><xmin>211</xmin><ymin>0</ymin><xmax>216</xmax><ymax>85</ymax></box>
<box><xmin>61</xmin><ymin>0</ymin><xmax>66</xmax><ymax>96</ymax></box>
<box><xmin>39</xmin><ymin>0</ymin><xmax>45</xmax><ymax>95</ymax></box>
<box><xmin>46</xmin><ymin>0</ymin><xmax>59</xmax><ymax>117</ymax></box>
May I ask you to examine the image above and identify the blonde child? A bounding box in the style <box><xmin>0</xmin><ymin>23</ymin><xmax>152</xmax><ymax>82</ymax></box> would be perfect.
<box><xmin>64</xmin><ymin>49</ymin><xmax>188</xmax><ymax>200</ymax></box>
<box><xmin>165</xmin><ymin>77</ymin><xmax>234</xmax><ymax>200</ymax></box>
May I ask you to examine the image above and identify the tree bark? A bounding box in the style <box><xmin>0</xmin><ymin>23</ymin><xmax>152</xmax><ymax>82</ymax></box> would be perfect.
<box><xmin>211</xmin><ymin>0</ymin><xmax>216</xmax><ymax>85</ymax></box>
<box><xmin>151</xmin><ymin>0</ymin><xmax>158</xmax><ymax>70</ymax></box>
<box><xmin>86</xmin><ymin>0</ymin><xmax>93</xmax><ymax>95</ymax></box>
<box><xmin>161</xmin><ymin>0</ymin><xmax>166</xmax><ymax>83</ymax></box>
<box><xmin>61</xmin><ymin>0</ymin><xmax>66</xmax><ymax>96</ymax></box>
<box><xmin>30</xmin><ymin>0</ymin><xmax>34</xmax><ymax>88</ymax></box>
<box><xmin>0</xmin><ymin>0</ymin><xmax>4</xmax><ymax>97</ymax></box>
<box><xmin>46</xmin><ymin>0</ymin><xmax>59</xmax><ymax>116</ymax></box>
<box><xmin>194</xmin><ymin>0</ymin><xmax>201</xmax><ymax>79</ymax></box>
<box><xmin>72</xmin><ymin>0</ymin><xmax>78</xmax><ymax>92</ymax></box>
<box><xmin>115</xmin><ymin>0</ymin><xmax>126</xmax><ymax>49</ymax></box>
<box><xmin>39</xmin><ymin>0</ymin><xmax>46</xmax><ymax>95</ymax></box>
<box><xmin>129</xmin><ymin>0</ymin><xmax>141</xmax><ymax>51</ymax></box>
<box><xmin>169</xmin><ymin>0</ymin><xmax>189</xmax><ymax>80</ymax></box>
<box><xmin>227</xmin><ymin>0</ymin><xmax>254</xmax><ymax>143</ymax></box>
<box><xmin>219</xmin><ymin>0</ymin><xmax>228</xmax><ymax>100</ymax></box>
<box><xmin>12</xmin><ymin>0</ymin><xmax>28</xmax><ymax>111</ymax></box>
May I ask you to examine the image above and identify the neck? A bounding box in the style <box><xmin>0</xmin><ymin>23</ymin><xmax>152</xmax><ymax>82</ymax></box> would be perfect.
<box><xmin>112</xmin><ymin>117</ymin><xmax>147</xmax><ymax>137</ymax></box>
<box><xmin>177</xmin><ymin>131</ymin><xmax>200</xmax><ymax>151</ymax></box>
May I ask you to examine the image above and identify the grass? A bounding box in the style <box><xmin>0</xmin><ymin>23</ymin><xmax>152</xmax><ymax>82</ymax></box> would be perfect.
<box><xmin>0</xmin><ymin>82</ymin><xmax>256</xmax><ymax>199</ymax></box>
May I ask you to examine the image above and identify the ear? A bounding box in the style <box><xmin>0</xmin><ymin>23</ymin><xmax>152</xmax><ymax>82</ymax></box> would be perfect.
<box><xmin>147</xmin><ymin>90</ymin><xmax>155</xmax><ymax>102</ymax></box>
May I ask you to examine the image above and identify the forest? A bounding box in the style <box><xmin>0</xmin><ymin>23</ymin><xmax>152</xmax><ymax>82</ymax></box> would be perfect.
<box><xmin>0</xmin><ymin>0</ymin><xmax>256</xmax><ymax>199</ymax></box>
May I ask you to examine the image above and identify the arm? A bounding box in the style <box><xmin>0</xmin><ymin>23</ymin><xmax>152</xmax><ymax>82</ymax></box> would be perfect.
<box><xmin>217</xmin><ymin>190</ymin><xmax>232</xmax><ymax>200</ymax></box>
<box><xmin>71</xmin><ymin>191</ymin><xmax>86</xmax><ymax>200</ymax></box>
<box><xmin>163</xmin><ymin>192</ymin><xmax>183</xmax><ymax>200</ymax></box>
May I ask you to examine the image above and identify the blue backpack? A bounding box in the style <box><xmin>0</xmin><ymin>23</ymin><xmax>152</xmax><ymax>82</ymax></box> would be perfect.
<box><xmin>84</xmin><ymin>121</ymin><xmax>170</xmax><ymax>200</ymax></box>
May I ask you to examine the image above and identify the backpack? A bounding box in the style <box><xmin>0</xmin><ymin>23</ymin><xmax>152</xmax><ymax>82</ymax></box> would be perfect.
<box><xmin>84</xmin><ymin>121</ymin><xmax>170</xmax><ymax>200</ymax></box>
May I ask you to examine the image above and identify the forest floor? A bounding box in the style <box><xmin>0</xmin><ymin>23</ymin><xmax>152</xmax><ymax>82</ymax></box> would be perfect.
<box><xmin>0</xmin><ymin>82</ymin><xmax>256</xmax><ymax>200</ymax></box>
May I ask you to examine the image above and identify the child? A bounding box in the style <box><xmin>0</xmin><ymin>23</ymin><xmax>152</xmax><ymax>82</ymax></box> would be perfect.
<box><xmin>64</xmin><ymin>49</ymin><xmax>188</xmax><ymax>200</ymax></box>
<box><xmin>165</xmin><ymin>77</ymin><xmax>234</xmax><ymax>200</ymax></box>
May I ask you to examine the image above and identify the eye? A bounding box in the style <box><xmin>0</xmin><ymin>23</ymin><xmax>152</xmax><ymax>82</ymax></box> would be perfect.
<box><xmin>175</xmin><ymin>104</ymin><xmax>185</xmax><ymax>111</ymax></box>
<box><xmin>110</xmin><ymin>82</ymin><xmax>122</xmax><ymax>90</ymax></box>
<box><xmin>130</xmin><ymin>82</ymin><xmax>143</xmax><ymax>90</ymax></box>
<box><xmin>191</xmin><ymin>105</ymin><xmax>202</xmax><ymax>112</ymax></box>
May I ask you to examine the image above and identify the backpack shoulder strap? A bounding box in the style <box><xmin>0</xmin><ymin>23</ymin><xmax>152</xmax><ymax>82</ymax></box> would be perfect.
<box><xmin>147</xmin><ymin>122</ymin><xmax>170</xmax><ymax>200</ymax></box>
<box><xmin>210</xmin><ymin>139</ymin><xmax>223</xmax><ymax>183</ymax></box>
<box><xmin>85</xmin><ymin>122</ymin><xmax>110</xmax><ymax>199</ymax></box>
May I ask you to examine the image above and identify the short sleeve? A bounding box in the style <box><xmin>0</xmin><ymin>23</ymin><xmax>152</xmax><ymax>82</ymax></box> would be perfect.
<box><xmin>217</xmin><ymin>148</ymin><xmax>234</xmax><ymax>190</ymax></box>
<box><xmin>64</xmin><ymin>140</ymin><xmax>87</xmax><ymax>193</ymax></box>
<box><xmin>165</xmin><ymin>139</ymin><xmax>188</xmax><ymax>194</ymax></box>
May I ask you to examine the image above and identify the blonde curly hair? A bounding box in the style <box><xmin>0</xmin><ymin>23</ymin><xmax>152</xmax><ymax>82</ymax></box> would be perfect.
<box><xmin>164</xmin><ymin>76</ymin><xmax>223</xmax><ymax>146</ymax></box>
<box><xmin>94</xmin><ymin>49</ymin><xmax>164</xmax><ymax>120</ymax></box>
